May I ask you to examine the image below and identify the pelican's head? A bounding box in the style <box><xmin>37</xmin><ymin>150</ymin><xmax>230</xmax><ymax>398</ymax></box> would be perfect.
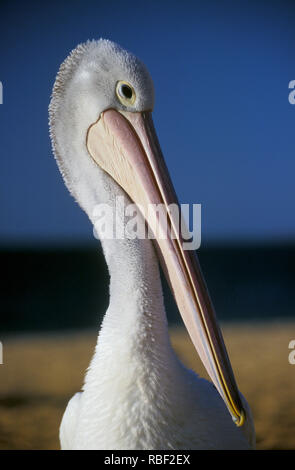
<box><xmin>49</xmin><ymin>39</ymin><xmax>254</xmax><ymax>443</ymax></box>
<box><xmin>49</xmin><ymin>39</ymin><xmax>155</xmax><ymax>212</ymax></box>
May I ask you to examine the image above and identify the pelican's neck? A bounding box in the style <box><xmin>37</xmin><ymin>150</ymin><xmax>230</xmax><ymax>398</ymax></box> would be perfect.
<box><xmin>97</xmin><ymin>234</ymin><xmax>172</xmax><ymax>359</ymax></box>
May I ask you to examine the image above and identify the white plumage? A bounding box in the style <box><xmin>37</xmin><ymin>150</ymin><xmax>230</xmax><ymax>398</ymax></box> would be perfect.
<box><xmin>49</xmin><ymin>39</ymin><xmax>255</xmax><ymax>450</ymax></box>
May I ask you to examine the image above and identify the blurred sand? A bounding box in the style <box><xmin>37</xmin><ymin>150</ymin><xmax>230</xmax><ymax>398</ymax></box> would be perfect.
<box><xmin>0</xmin><ymin>322</ymin><xmax>295</xmax><ymax>450</ymax></box>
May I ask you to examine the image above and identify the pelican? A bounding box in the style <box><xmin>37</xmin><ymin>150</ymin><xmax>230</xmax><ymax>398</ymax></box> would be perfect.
<box><xmin>49</xmin><ymin>39</ymin><xmax>255</xmax><ymax>450</ymax></box>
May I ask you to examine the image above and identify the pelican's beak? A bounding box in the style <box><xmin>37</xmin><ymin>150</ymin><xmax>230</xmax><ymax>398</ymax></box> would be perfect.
<box><xmin>87</xmin><ymin>109</ymin><xmax>245</xmax><ymax>426</ymax></box>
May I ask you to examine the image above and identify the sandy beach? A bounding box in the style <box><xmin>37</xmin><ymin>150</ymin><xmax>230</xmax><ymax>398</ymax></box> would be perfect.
<box><xmin>0</xmin><ymin>322</ymin><xmax>294</xmax><ymax>450</ymax></box>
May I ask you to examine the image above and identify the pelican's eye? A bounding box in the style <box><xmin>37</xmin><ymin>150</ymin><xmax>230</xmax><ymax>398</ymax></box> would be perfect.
<box><xmin>116</xmin><ymin>81</ymin><xmax>136</xmax><ymax>106</ymax></box>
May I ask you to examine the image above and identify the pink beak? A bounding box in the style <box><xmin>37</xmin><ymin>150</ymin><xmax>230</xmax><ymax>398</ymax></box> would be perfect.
<box><xmin>86</xmin><ymin>108</ymin><xmax>245</xmax><ymax>426</ymax></box>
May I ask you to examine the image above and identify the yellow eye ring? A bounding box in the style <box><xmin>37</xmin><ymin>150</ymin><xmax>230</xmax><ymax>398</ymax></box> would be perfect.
<box><xmin>116</xmin><ymin>81</ymin><xmax>136</xmax><ymax>106</ymax></box>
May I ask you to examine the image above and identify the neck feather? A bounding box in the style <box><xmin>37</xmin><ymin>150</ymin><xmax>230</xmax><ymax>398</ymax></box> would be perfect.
<box><xmin>97</xmin><ymin>230</ymin><xmax>172</xmax><ymax>359</ymax></box>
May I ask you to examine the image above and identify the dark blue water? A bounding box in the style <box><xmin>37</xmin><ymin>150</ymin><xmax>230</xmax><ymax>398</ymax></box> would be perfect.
<box><xmin>1</xmin><ymin>243</ymin><xmax>294</xmax><ymax>334</ymax></box>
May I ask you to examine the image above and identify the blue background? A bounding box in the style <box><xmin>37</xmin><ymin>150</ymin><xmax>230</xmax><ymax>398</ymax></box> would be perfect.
<box><xmin>0</xmin><ymin>0</ymin><xmax>294</xmax><ymax>246</ymax></box>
